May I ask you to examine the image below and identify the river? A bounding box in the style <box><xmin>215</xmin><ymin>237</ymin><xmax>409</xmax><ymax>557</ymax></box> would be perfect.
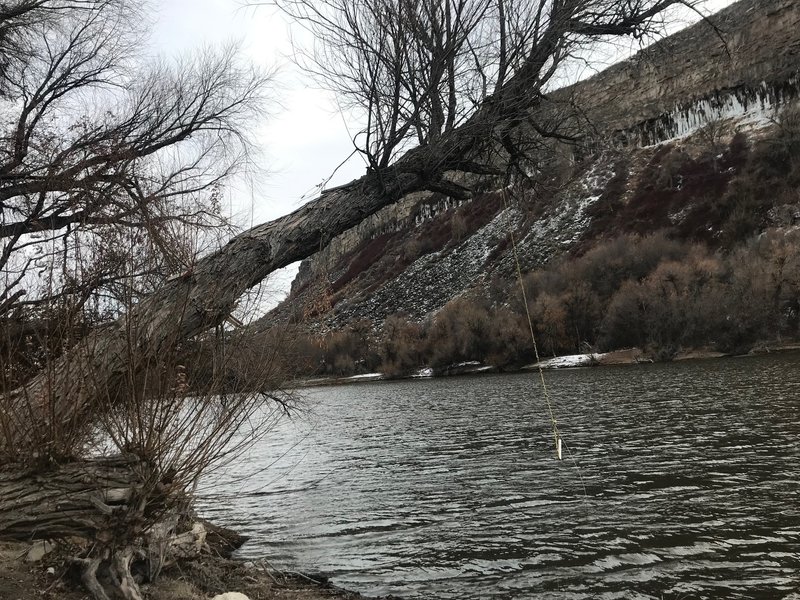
<box><xmin>197</xmin><ymin>353</ymin><xmax>800</xmax><ymax>599</ymax></box>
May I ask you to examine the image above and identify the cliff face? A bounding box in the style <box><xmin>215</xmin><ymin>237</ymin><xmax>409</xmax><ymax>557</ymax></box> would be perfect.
<box><xmin>556</xmin><ymin>0</ymin><xmax>800</xmax><ymax>141</ymax></box>
<box><xmin>270</xmin><ymin>0</ymin><xmax>800</xmax><ymax>331</ymax></box>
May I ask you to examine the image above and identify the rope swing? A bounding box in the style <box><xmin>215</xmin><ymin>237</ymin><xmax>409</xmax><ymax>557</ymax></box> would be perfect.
<box><xmin>501</xmin><ymin>187</ymin><xmax>563</xmax><ymax>460</ymax></box>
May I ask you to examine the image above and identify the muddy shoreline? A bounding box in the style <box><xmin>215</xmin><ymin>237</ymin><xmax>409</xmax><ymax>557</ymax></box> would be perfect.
<box><xmin>0</xmin><ymin>540</ymin><xmax>394</xmax><ymax>600</ymax></box>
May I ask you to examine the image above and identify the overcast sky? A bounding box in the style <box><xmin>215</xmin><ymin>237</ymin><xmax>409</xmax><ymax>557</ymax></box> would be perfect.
<box><xmin>150</xmin><ymin>1</ymin><xmax>366</xmax><ymax>225</ymax></box>
<box><xmin>148</xmin><ymin>0</ymin><xmax>737</xmax><ymax>307</ymax></box>
<box><xmin>149</xmin><ymin>0</ymin><xmax>370</xmax><ymax>305</ymax></box>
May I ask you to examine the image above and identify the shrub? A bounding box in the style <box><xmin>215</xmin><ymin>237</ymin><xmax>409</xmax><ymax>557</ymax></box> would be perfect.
<box><xmin>451</xmin><ymin>213</ymin><xmax>468</xmax><ymax>242</ymax></box>
<box><xmin>599</xmin><ymin>249</ymin><xmax>723</xmax><ymax>357</ymax></box>
<box><xmin>718</xmin><ymin>104</ymin><xmax>800</xmax><ymax>245</ymax></box>
<box><xmin>559</xmin><ymin>281</ymin><xmax>603</xmax><ymax>350</ymax></box>
<box><xmin>529</xmin><ymin>293</ymin><xmax>570</xmax><ymax>356</ymax></box>
<box><xmin>484</xmin><ymin>307</ymin><xmax>533</xmax><ymax>369</ymax></box>
<box><xmin>568</xmin><ymin>232</ymin><xmax>689</xmax><ymax>300</ymax></box>
<box><xmin>709</xmin><ymin>229</ymin><xmax>800</xmax><ymax>351</ymax></box>
<box><xmin>518</xmin><ymin>267</ymin><xmax>567</xmax><ymax>309</ymax></box>
<box><xmin>656</xmin><ymin>147</ymin><xmax>691</xmax><ymax>186</ymax></box>
<box><xmin>379</xmin><ymin>314</ymin><xmax>424</xmax><ymax>377</ymax></box>
<box><xmin>424</xmin><ymin>297</ymin><xmax>491</xmax><ymax>368</ymax></box>
<box><xmin>769</xmin><ymin>103</ymin><xmax>800</xmax><ymax>173</ymax></box>
<box><xmin>318</xmin><ymin>320</ymin><xmax>379</xmax><ymax>376</ymax></box>
<box><xmin>597</xmin><ymin>280</ymin><xmax>647</xmax><ymax>350</ymax></box>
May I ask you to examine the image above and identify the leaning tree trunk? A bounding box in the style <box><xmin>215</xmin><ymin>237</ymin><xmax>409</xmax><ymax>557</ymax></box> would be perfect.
<box><xmin>3</xmin><ymin>32</ymin><xmax>564</xmax><ymax>456</ymax></box>
<box><xmin>0</xmin><ymin>0</ymin><xmax>697</xmax><ymax>455</ymax></box>
<box><xmin>0</xmin><ymin>455</ymin><xmax>147</xmax><ymax>541</ymax></box>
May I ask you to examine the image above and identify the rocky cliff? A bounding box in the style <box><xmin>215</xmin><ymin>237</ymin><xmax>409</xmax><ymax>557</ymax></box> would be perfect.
<box><xmin>268</xmin><ymin>0</ymin><xmax>800</xmax><ymax>331</ymax></box>
<box><xmin>555</xmin><ymin>0</ymin><xmax>800</xmax><ymax>142</ymax></box>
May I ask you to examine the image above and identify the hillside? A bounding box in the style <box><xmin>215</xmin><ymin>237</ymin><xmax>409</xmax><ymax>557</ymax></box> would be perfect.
<box><xmin>255</xmin><ymin>0</ymin><xmax>800</xmax><ymax>376</ymax></box>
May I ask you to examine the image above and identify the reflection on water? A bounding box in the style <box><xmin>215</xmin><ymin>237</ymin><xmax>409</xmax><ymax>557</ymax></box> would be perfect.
<box><xmin>198</xmin><ymin>353</ymin><xmax>800</xmax><ymax>599</ymax></box>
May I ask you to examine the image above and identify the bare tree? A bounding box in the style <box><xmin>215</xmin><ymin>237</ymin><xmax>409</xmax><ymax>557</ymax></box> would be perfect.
<box><xmin>276</xmin><ymin>0</ymin><xmax>496</xmax><ymax>168</ymax></box>
<box><xmin>0</xmin><ymin>1</ymin><xmax>704</xmax><ymax>598</ymax></box>
<box><xmin>0</xmin><ymin>0</ymin><xmax>270</xmax><ymax>390</ymax></box>
<box><xmin>0</xmin><ymin>1</ymin><xmax>268</xmax><ymax>320</ymax></box>
<box><xmin>273</xmin><ymin>0</ymin><xmax>687</xmax><ymax>173</ymax></box>
<box><xmin>0</xmin><ymin>2</ymin><xmax>279</xmax><ymax>598</ymax></box>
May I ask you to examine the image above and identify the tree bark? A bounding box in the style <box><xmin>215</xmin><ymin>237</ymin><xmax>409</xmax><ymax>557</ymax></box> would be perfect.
<box><xmin>0</xmin><ymin>454</ymin><xmax>163</xmax><ymax>542</ymax></box>
<box><xmin>0</xmin><ymin>454</ymin><xmax>192</xmax><ymax>600</ymax></box>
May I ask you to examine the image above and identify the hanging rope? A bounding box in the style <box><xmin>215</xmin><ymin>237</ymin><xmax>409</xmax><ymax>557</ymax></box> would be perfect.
<box><xmin>501</xmin><ymin>187</ymin><xmax>561</xmax><ymax>459</ymax></box>
<box><xmin>500</xmin><ymin>184</ymin><xmax>588</xmax><ymax>500</ymax></box>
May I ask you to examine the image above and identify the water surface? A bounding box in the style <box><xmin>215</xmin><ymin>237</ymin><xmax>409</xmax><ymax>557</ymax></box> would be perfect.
<box><xmin>198</xmin><ymin>353</ymin><xmax>800</xmax><ymax>599</ymax></box>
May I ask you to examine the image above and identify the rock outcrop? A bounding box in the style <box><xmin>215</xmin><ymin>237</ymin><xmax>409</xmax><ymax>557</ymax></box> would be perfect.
<box><xmin>270</xmin><ymin>0</ymin><xmax>800</xmax><ymax>331</ymax></box>
<box><xmin>555</xmin><ymin>0</ymin><xmax>800</xmax><ymax>143</ymax></box>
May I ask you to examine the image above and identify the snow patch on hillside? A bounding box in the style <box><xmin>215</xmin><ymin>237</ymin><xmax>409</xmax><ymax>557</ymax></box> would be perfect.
<box><xmin>510</xmin><ymin>162</ymin><xmax>614</xmax><ymax>269</ymax></box>
<box><xmin>328</xmin><ymin>159</ymin><xmax>617</xmax><ymax>326</ymax></box>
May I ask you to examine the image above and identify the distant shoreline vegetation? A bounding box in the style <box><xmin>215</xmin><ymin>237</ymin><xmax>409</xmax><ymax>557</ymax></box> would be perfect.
<box><xmin>289</xmin><ymin>345</ymin><xmax>800</xmax><ymax>390</ymax></box>
<box><xmin>243</xmin><ymin>106</ymin><xmax>800</xmax><ymax>382</ymax></box>
<box><xmin>217</xmin><ymin>226</ymin><xmax>800</xmax><ymax>386</ymax></box>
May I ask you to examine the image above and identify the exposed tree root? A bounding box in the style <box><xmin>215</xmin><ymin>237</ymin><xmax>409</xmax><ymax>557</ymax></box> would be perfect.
<box><xmin>72</xmin><ymin>550</ymin><xmax>146</xmax><ymax>600</ymax></box>
<box><xmin>0</xmin><ymin>455</ymin><xmax>214</xmax><ymax>599</ymax></box>
<box><xmin>73</xmin><ymin>557</ymin><xmax>111</xmax><ymax>600</ymax></box>
<box><xmin>111</xmin><ymin>549</ymin><xmax>144</xmax><ymax>600</ymax></box>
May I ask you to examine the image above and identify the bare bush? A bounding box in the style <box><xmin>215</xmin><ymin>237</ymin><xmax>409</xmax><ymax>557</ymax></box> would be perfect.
<box><xmin>528</xmin><ymin>292</ymin><xmax>569</xmax><ymax>356</ymax></box>
<box><xmin>424</xmin><ymin>296</ymin><xmax>491</xmax><ymax>368</ymax></box>
<box><xmin>0</xmin><ymin>256</ymin><xmax>292</xmax><ymax>600</ymax></box>
<box><xmin>596</xmin><ymin>245</ymin><xmax>779</xmax><ymax>356</ymax></box>
<box><xmin>568</xmin><ymin>232</ymin><xmax>689</xmax><ymax>299</ymax></box>
<box><xmin>379</xmin><ymin>314</ymin><xmax>424</xmax><ymax>377</ymax></box>
<box><xmin>315</xmin><ymin>319</ymin><xmax>379</xmax><ymax>376</ymax></box>
<box><xmin>484</xmin><ymin>306</ymin><xmax>532</xmax><ymax>368</ymax></box>
<box><xmin>695</xmin><ymin>118</ymin><xmax>728</xmax><ymax>172</ymax></box>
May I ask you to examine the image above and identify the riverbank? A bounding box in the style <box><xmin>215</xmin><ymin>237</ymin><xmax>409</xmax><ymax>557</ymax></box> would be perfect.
<box><xmin>293</xmin><ymin>342</ymin><xmax>800</xmax><ymax>387</ymax></box>
<box><xmin>538</xmin><ymin>342</ymin><xmax>800</xmax><ymax>369</ymax></box>
<box><xmin>0</xmin><ymin>540</ymin><xmax>384</xmax><ymax>600</ymax></box>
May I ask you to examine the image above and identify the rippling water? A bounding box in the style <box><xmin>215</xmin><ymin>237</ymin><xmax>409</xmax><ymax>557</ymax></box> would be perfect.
<box><xmin>197</xmin><ymin>353</ymin><xmax>800</xmax><ymax>599</ymax></box>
